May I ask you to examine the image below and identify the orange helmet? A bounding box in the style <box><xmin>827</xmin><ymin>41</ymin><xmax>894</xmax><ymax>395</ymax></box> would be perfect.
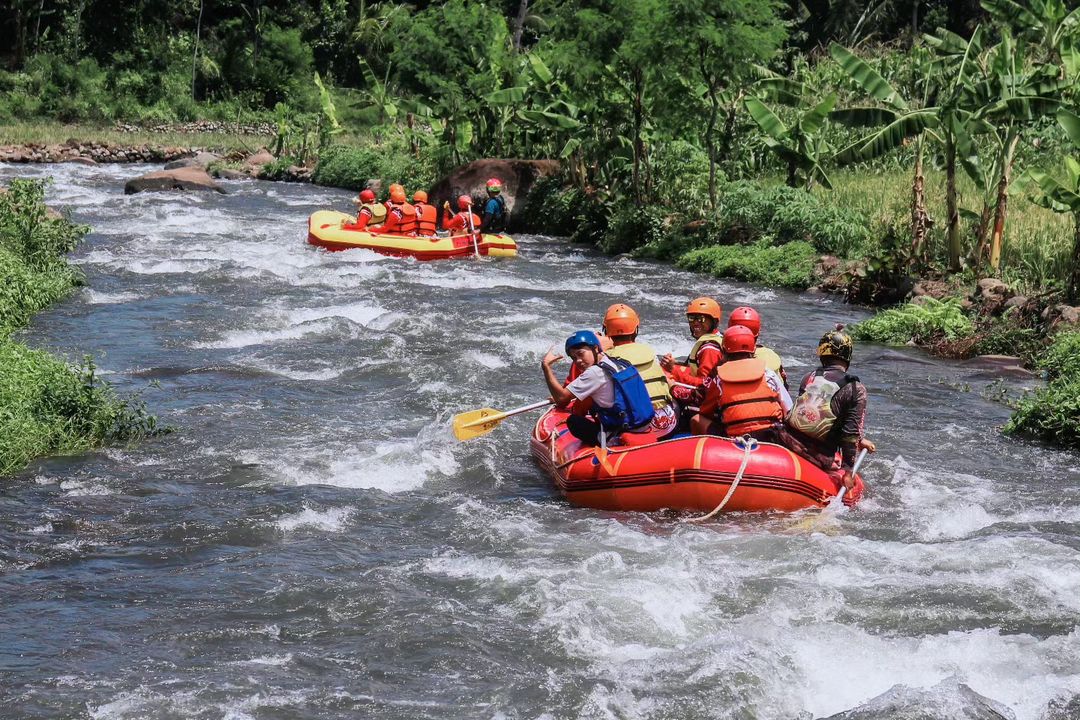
<box><xmin>603</xmin><ymin>303</ymin><xmax>640</xmax><ymax>336</ymax></box>
<box><xmin>389</xmin><ymin>185</ymin><xmax>406</xmax><ymax>203</ymax></box>
<box><xmin>728</xmin><ymin>306</ymin><xmax>761</xmax><ymax>337</ymax></box>
<box><xmin>722</xmin><ymin>324</ymin><xmax>757</xmax><ymax>354</ymax></box>
<box><xmin>457</xmin><ymin>194</ymin><xmax>473</xmax><ymax>210</ymax></box>
<box><xmin>359</xmin><ymin>189</ymin><xmax>376</xmax><ymax>203</ymax></box>
<box><xmin>413</xmin><ymin>190</ymin><xmax>428</xmax><ymax>203</ymax></box>
<box><xmin>686</xmin><ymin>297</ymin><xmax>722</xmax><ymax>323</ymax></box>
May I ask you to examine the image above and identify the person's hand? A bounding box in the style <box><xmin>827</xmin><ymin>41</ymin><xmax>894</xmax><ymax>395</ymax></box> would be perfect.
<box><xmin>841</xmin><ymin>470</ymin><xmax>856</xmax><ymax>491</ymax></box>
<box><xmin>660</xmin><ymin>352</ymin><xmax>675</xmax><ymax>371</ymax></box>
<box><xmin>443</xmin><ymin>201</ymin><xmax>451</xmax><ymax>210</ymax></box>
<box><xmin>542</xmin><ymin>350</ymin><xmax>564</xmax><ymax>368</ymax></box>
<box><xmin>858</xmin><ymin>437</ymin><xmax>877</xmax><ymax>453</ymax></box>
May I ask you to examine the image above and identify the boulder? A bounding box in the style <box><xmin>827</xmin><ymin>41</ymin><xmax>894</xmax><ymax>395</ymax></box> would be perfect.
<box><xmin>428</xmin><ymin>158</ymin><xmax>560</xmax><ymax>224</ymax></box>
<box><xmin>244</xmin><ymin>148</ymin><xmax>276</xmax><ymax>169</ymax></box>
<box><xmin>212</xmin><ymin>167</ymin><xmax>249</xmax><ymax>180</ymax></box>
<box><xmin>1043</xmin><ymin>303</ymin><xmax>1080</xmax><ymax>331</ymax></box>
<box><xmin>123</xmin><ymin>167</ymin><xmax>225</xmax><ymax>195</ymax></box>
<box><xmin>164</xmin><ymin>151</ymin><xmax>221</xmax><ymax>171</ymax></box>
<box><xmin>1002</xmin><ymin>295</ymin><xmax>1029</xmax><ymax>312</ymax></box>
<box><xmin>911</xmin><ymin>279</ymin><xmax>953</xmax><ymax>300</ymax></box>
<box><xmin>975</xmin><ymin>277</ymin><xmax>1011</xmax><ymax>301</ymax></box>
<box><xmin>63</xmin><ymin>156</ymin><xmax>97</xmax><ymax>165</ymax></box>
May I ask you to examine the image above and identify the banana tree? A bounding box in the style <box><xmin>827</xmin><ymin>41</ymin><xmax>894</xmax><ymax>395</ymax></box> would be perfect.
<box><xmin>744</xmin><ymin>92</ymin><xmax>836</xmax><ymax>191</ymax></box>
<box><xmin>1023</xmin><ymin>108</ymin><xmax>1080</xmax><ymax>302</ymax></box>
<box><xmin>981</xmin><ymin>0</ymin><xmax>1080</xmax><ymax>69</ymax></box>
<box><xmin>830</xmin><ymin>42</ymin><xmax>940</xmax><ymax>267</ymax></box>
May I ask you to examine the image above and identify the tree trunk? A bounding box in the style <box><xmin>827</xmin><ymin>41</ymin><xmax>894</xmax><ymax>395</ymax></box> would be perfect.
<box><xmin>702</xmin><ymin>52</ymin><xmax>719</xmax><ymax>210</ymax></box>
<box><xmin>1069</xmin><ymin>216</ymin><xmax>1080</xmax><ymax>304</ymax></box>
<box><xmin>512</xmin><ymin>0</ymin><xmax>529</xmax><ymax>52</ymax></box>
<box><xmin>192</xmin><ymin>0</ymin><xmax>205</xmax><ymax>100</ymax></box>
<box><xmin>631</xmin><ymin>68</ymin><xmax>644</xmax><ymax>205</ymax></box>
<box><xmin>988</xmin><ymin>134</ymin><xmax>1020</xmax><ymax>273</ymax></box>
<box><xmin>911</xmin><ymin>145</ymin><xmax>932</xmax><ymax>268</ymax></box>
<box><xmin>946</xmin><ymin>135</ymin><xmax>962</xmax><ymax>272</ymax></box>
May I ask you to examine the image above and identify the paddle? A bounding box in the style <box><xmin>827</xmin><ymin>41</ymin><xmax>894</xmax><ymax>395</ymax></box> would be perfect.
<box><xmin>464</xmin><ymin>199</ymin><xmax>481</xmax><ymax>257</ymax></box>
<box><xmin>452</xmin><ymin>400</ymin><xmax>553</xmax><ymax>441</ymax></box>
<box><xmin>826</xmin><ymin>447</ymin><xmax>869</xmax><ymax>510</ymax></box>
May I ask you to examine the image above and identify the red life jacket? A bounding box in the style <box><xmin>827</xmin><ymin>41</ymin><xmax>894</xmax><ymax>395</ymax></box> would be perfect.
<box><xmin>715</xmin><ymin>357</ymin><xmax>784</xmax><ymax>436</ymax></box>
<box><xmin>414</xmin><ymin>202</ymin><xmax>437</xmax><ymax>236</ymax></box>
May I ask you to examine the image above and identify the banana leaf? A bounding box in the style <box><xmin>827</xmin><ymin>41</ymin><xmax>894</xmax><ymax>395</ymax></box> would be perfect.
<box><xmin>830</xmin><ymin>43</ymin><xmax>907</xmax><ymax>110</ymax></box>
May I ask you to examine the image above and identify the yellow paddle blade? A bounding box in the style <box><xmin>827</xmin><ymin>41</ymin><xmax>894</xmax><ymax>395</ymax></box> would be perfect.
<box><xmin>452</xmin><ymin>408</ymin><xmax>506</xmax><ymax>441</ymax></box>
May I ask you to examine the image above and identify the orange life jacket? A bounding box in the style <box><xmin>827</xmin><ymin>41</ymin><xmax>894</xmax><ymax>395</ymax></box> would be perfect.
<box><xmin>415</xmin><ymin>202</ymin><xmax>437</xmax><ymax>236</ymax></box>
<box><xmin>715</xmin><ymin>357</ymin><xmax>784</xmax><ymax>436</ymax></box>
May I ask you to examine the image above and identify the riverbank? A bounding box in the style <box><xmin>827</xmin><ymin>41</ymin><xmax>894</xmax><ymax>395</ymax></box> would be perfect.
<box><xmin>0</xmin><ymin>178</ymin><xmax>159</xmax><ymax>475</ymax></box>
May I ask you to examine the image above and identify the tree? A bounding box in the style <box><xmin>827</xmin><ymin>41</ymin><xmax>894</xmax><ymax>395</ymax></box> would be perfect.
<box><xmin>1024</xmin><ymin>109</ymin><xmax>1080</xmax><ymax>302</ymax></box>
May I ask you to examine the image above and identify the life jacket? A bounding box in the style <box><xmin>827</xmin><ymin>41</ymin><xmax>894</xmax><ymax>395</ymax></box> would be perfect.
<box><xmin>605</xmin><ymin>342</ymin><xmax>671</xmax><ymax>409</ymax></box>
<box><xmin>415</xmin><ymin>202</ymin><xmax>437</xmax><ymax>236</ymax></box>
<box><xmin>594</xmin><ymin>357</ymin><xmax>656</xmax><ymax>431</ymax></box>
<box><xmin>755</xmin><ymin>345</ymin><xmax>784</xmax><ymax>378</ymax></box>
<box><xmin>715</xmin><ymin>357</ymin><xmax>784</xmax><ymax>436</ymax></box>
<box><xmin>687</xmin><ymin>333</ymin><xmax>723</xmax><ymax>374</ymax></box>
<box><xmin>483</xmin><ymin>195</ymin><xmax>507</xmax><ymax>232</ymax></box>
<box><xmin>787</xmin><ymin>367</ymin><xmax>856</xmax><ymax>441</ymax></box>
<box><xmin>365</xmin><ymin>203</ymin><xmax>387</xmax><ymax>224</ymax></box>
<box><xmin>396</xmin><ymin>201</ymin><xmax>417</xmax><ymax>235</ymax></box>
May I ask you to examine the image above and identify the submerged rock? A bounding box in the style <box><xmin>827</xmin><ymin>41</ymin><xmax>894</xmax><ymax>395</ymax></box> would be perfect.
<box><xmin>124</xmin><ymin>167</ymin><xmax>225</xmax><ymax>195</ymax></box>
<box><xmin>822</xmin><ymin>680</ymin><xmax>1015</xmax><ymax>720</ymax></box>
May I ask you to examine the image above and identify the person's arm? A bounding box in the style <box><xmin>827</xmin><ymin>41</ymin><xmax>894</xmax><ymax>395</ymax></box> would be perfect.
<box><xmin>766</xmin><ymin>369</ymin><xmax>793</xmax><ymax>413</ymax></box>
<box><xmin>697</xmin><ymin>379</ymin><xmax>721</xmax><ymax>417</ymax></box>
<box><xmin>836</xmin><ymin>381</ymin><xmax>868</xmax><ymax>487</ymax></box>
<box><xmin>542</xmin><ymin>351</ymin><xmax>575</xmax><ymax>407</ymax></box>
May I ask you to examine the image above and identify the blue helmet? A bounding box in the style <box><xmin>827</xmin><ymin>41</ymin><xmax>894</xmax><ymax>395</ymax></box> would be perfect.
<box><xmin>565</xmin><ymin>330</ymin><xmax>601</xmax><ymax>355</ymax></box>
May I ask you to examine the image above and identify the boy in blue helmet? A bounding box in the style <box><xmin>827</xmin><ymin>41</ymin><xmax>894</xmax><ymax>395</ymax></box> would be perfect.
<box><xmin>542</xmin><ymin>330</ymin><xmax>656</xmax><ymax>447</ymax></box>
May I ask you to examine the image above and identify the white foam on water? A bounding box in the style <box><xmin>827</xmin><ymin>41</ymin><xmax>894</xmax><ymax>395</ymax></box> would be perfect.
<box><xmin>890</xmin><ymin>458</ymin><xmax>1001</xmax><ymax>540</ymax></box>
<box><xmin>260</xmin><ymin>364</ymin><xmax>344</xmax><ymax>381</ymax></box>
<box><xmin>275</xmin><ymin>506</ymin><xmax>353</xmax><ymax>533</ymax></box>
<box><xmin>126</xmin><ymin>258</ymin><xmax>221</xmax><ymax>275</ymax></box>
<box><xmin>191</xmin><ymin>319</ymin><xmax>335</xmax><ymax>349</ymax></box>
<box><xmin>467</xmin><ymin>351</ymin><xmax>508</xmax><ymax>369</ymax></box>
<box><xmin>60</xmin><ymin>479</ymin><xmax>113</xmax><ymax>496</ymax></box>
<box><xmin>232</xmin><ymin>654</ymin><xmax>294</xmax><ymax>666</ymax></box>
<box><xmin>83</xmin><ymin>289</ymin><xmax>140</xmax><ymax>304</ymax></box>
<box><xmin>285</xmin><ymin>302</ymin><xmax>389</xmax><ymax>328</ymax></box>
<box><xmin>29</xmin><ymin>523</ymin><xmax>54</xmax><ymax>534</ymax></box>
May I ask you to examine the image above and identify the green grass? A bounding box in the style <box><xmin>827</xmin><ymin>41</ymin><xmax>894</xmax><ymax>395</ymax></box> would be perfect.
<box><xmin>0</xmin><ymin>178</ymin><xmax>161</xmax><ymax>474</ymax></box>
<box><xmin>849</xmin><ymin>297</ymin><xmax>974</xmax><ymax>345</ymax></box>
<box><xmin>0</xmin><ymin>120</ymin><xmax>273</xmax><ymax>154</ymax></box>
<box><xmin>1004</xmin><ymin>331</ymin><xmax>1080</xmax><ymax>448</ymax></box>
<box><xmin>676</xmin><ymin>239</ymin><xmax>818</xmax><ymax>289</ymax></box>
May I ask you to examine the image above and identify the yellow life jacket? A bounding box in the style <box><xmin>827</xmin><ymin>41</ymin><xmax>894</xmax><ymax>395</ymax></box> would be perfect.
<box><xmin>755</xmin><ymin>345</ymin><xmax>783</xmax><ymax>377</ymax></box>
<box><xmin>687</xmin><ymin>332</ymin><xmax>723</xmax><ymax>374</ymax></box>
<box><xmin>606</xmin><ymin>341</ymin><xmax>671</xmax><ymax>409</ymax></box>
<box><xmin>363</xmin><ymin>202</ymin><xmax>387</xmax><ymax>223</ymax></box>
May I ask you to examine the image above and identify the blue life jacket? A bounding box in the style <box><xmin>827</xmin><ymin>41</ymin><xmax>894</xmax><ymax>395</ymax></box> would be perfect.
<box><xmin>483</xmin><ymin>195</ymin><xmax>507</xmax><ymax>232</ymax></box>
<box><xmin>595</xmin><ymin>357</ymin><xmax>655</xmax><ymax>431</ymax></box>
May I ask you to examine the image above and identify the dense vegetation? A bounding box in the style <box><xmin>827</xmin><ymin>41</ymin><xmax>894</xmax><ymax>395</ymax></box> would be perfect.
<box><xmin>0</xmin><ymin>180</ymin><xmax>160</xmax><ymax>474</ymax></box>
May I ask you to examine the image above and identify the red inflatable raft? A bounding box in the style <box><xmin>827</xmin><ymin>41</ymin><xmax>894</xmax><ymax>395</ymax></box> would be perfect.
<box><xmin>529</xmin><ymin>408</ymin><xmax>863</xmax><ymax>513</ymax></box>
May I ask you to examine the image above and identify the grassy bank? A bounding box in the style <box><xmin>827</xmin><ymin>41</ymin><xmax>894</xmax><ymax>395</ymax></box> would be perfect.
<box><xmin>0</xmin><ymin>178</ymin><xmax>159</xmax><ymax>475</ymax></box>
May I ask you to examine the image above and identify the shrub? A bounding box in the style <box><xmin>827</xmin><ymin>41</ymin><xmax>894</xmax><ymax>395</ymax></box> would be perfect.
<box><xmin>1035</xmin><ymin>331</ymin><xmax>1080</xmax><ymax>381</ymax></box>
<box><xmin>601</xmin><ymin>203</ymin><xmax>669</xmax><ymax>255</ymax></box>
<box><xmin>1004</xmin><ymin>375</ymin><xmax>1080</xmax><ymax>449</ymax></box>
<box><xmin>849</xmin><ymin>298</ymin><xmax>974</xmax><ymax>345</ymax></box>
<box><xmin>312</xmin><ymin>142</ymin><xmax>436</xmax><ymax>192</ymax></box>
<box><xmin>676</xmin><ymin>239</ymin><xmax>818</xmax><ymax>289</ymax></box>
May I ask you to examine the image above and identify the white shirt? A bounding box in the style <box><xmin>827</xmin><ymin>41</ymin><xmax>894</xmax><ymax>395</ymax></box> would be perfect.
<box><xmin>566</xmin><ymin>364</ymin><xmax>615</xmax><ymax>408</ymax></box>
<box><xmin>766</xmin><ymin>368</ymin><xmax>794</xmax><ymax>413</ymax></box>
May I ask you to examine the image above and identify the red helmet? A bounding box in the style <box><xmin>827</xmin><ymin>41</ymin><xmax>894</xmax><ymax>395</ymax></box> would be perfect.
<box><xmin>722</xmin><ymin>324</ymin><xmax>757</xmax><ymax>354</ymax></box>
<box><xmin>457</xmin><ymin>194</ymin><xmax>473</xmax><ymax>210</ymax></box>
<box><xmin>685</xmin><ymin>297</ymin><xmax>722</xmax><ymax>323</ymax></box>
<box><xmin>359</xmin><ymin>189</ymin><xmax>376</xmax><ymax>203</ymax></box>
<box><xmin>413</xmin><ymin>190</ymin><xmax>428</xmax><ymax>203</ymax></box>
<box><xmin>603</xmin><ymin>303</ymin><xmax>640</xmax><ymax>336</ymax></box>
<box><xmin>486</xmin><ymin>177</ymin><xmax>502</xmax><ymax>193</ymax></box>
<box><xmin>728</xmin><ymin>306</ymin><xmax>762</xmax><ymax>337</ymax></box>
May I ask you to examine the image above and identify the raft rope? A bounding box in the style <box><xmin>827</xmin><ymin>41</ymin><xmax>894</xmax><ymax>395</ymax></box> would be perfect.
<box><xmin>683</xmin><ymin>435</ymin><xmax>759</xmax><ymax>524</ymax></box>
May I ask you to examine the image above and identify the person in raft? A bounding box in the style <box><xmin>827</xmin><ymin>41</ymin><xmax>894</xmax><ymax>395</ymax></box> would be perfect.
<box><xmin>691</xmin><ymin>324</ymin><xmax>792</xmax><ymax>443</ymax></box>
<box><xmin>602</xmin><ymin>303</ymin><xmax>678</xmax><ymax>437</ymax></box>
<box><xmin>351</xmin><ymin>188</ymin><xmax>378</xmax><ymax>230</ymax></box>
<box><xmin>412</xmin><ymin>190</ymin><xmax>437</xmax><ymax>236</ymax></box>
<box><xmin>481</xmin><ymin>177</ymin><xmax>508</xmax><ymax>232</ymax></box>
<box><xmin>442</xmin><ymin>195</ymin><xmax>481</xmax><ymax>234</ymax></box>
<box><xmin>660</xmin><ymin>296</ymin><xmax>724</xmax><ymax>410</ymax></box>
<box><xmin>778</xmin><ymin>324</ymin><xmax>875</xmax><ymax>493</ymax></box>
<box><xmin>369</xmin><ymin>183</ymin><xmax>417</xmax><ymax>236</ymax></box>
<box><xmin>542</xmin><ymin>330</ymin><xmax>656</xmax><ymax>447</ymax></box>
<box><xmin>728</xmin><ymin>306</ymin><xmax>788</xmax><ymax>389</ymax></box>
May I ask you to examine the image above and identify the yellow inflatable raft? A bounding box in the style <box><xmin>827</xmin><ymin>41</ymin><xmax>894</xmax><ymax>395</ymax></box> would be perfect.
<box><xmin>307</xmin><ymin>210</ymin><xmax>517</xmax><ymax>260</ymax></box>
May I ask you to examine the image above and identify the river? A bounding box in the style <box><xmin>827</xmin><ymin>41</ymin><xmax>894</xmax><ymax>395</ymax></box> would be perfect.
<box><xmin>1</xmin><ymin>163</ymin><xmax>1078</xmax><ymax>720</ymax></box>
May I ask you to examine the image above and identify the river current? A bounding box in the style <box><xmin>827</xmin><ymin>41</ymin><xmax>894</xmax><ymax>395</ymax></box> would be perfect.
<box><xmin>1</xmin><ymin>162</ymin><xmax>1078</xmax><ymax>720</ymax></box>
